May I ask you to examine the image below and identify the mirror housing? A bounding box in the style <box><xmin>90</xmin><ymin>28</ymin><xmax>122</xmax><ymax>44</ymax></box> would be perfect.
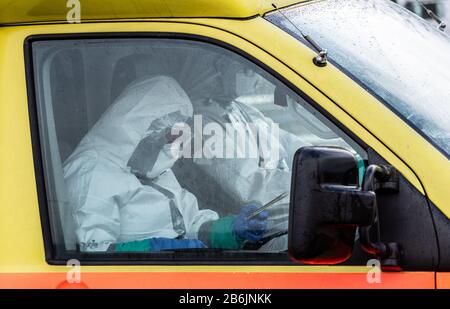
<box><xmin>289</xmin><ymin>147</ymin><xmax>376</xmax><ymax>264</ymax></box>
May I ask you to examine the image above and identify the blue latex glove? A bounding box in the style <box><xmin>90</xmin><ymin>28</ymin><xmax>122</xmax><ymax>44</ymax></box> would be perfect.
<box><xmin>112</xmin><ymin>237</ymin><xmax>207</xmax><ymax>252</ymax></box>
<box><xmin>150</xmin><ymin>237</ymin><xmax>207</xmax><ymax>251</ymax></box>
<box><xmin>233</xmin><ymin>204</ymin><xmax>268</xmax><ymax>243</ymax></box>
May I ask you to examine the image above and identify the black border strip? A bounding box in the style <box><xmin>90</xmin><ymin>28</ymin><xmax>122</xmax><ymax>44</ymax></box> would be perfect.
<box><xmin>24</xmin><ymin>38</ymin><xmax>55</xmax><ymax>263</ymax></box>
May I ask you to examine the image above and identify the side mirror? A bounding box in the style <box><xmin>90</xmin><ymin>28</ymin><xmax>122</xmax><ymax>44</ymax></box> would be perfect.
<box><xmin>288</xmin><ymin>146</ymin><xmax>401</xmax><ymax>267</ymax></box>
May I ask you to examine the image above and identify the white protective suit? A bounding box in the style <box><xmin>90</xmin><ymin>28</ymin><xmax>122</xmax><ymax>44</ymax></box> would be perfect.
<box><xmin>194</xmin><ymin>99</ymin><xmax>308</xmax><ymax>235</ymax></box>
<box><xmin>63</xmin><ymin>76</ymin><xmax>219</xmax><ymax>252</ymax></box>
<box><xmin>171</xmin><ymin>67</ymin><xmax>310</xmax><ymax>251</ymax></box>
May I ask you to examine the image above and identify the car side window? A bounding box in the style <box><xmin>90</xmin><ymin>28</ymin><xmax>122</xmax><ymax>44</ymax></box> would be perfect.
<box><xmin>31</xmin><ymin>38</ymin><xmax>366</xmax><ymax>261</ymax></box>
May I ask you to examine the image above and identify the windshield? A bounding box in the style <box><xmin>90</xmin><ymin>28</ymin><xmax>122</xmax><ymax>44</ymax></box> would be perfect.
<box><xmin>266</xmin><ymin>0</ymin><xmax>450</xmax><ymax>157</ymax></box>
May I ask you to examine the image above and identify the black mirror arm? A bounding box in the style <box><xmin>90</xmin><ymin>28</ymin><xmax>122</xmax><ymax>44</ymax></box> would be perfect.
<box><xmin>359</xmin><ymin>165</ymin><xmax>402</xmax><ymax>270</ymax></box>
<box><xmin>360</xmin><ymin>165</ymin><xmax>384</xmax><ymax>254</ymax></box>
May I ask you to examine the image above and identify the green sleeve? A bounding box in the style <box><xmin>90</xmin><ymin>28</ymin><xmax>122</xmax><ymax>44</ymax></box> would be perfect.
<box><xmin>109</xmin><ymin>239</ymin><xmax>152</xmax><ymax>252</ymax></box>
<box><xmin>208</xmin><ymin>216</ymin><xmax>244</xmax><ymax>250</ymax></box>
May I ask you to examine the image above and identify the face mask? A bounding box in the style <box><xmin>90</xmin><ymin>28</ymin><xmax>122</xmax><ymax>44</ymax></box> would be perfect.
<box><xmin>128</xmin><ymin>129</ymin><xmax>181</xmax><ymax>179</ymax></box>
<box><xmin>127</xmin><ymin>111</ymin><xmax>188</xmax><ymax>179</ymax></box>
<box><xmin>146</xmin><ymin>143</ymin><xmax>181</xmax><ymax>179</ymax></box>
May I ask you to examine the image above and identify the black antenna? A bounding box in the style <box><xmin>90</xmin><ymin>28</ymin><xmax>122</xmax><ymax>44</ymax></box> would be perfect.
<box><xmin>271</xmin><ymin>3</ymin><xmax>328</xmax><ymax>67</ymax></box>
<box><xmin>415</xmin><ymin>0</ymin><xmax>446</xmax><ymax>31</ymax></box>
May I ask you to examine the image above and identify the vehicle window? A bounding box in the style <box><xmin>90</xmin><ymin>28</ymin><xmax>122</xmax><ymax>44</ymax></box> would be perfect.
<box><xmin>31</xmin><ymin>38</ymin><xmax>366</xmax><ymax>260</ymax></box>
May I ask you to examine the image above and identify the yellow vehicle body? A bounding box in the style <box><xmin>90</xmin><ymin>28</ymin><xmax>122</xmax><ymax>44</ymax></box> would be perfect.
<box><xmin>0</xmin><ymin>0</ymin><xmax>448</xmax><ymax>288</ymax></box>
<box><xmin>0</xmin><ymin>0</ymin><xmax>297</xmax><ymax>23</ymax></box>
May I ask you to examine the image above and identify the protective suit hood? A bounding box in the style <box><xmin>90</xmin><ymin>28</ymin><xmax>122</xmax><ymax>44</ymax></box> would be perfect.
<box><xmin>67</xmin><ymin>75</ymin><xmax>192</xmax><ymax>170</ymax></box>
